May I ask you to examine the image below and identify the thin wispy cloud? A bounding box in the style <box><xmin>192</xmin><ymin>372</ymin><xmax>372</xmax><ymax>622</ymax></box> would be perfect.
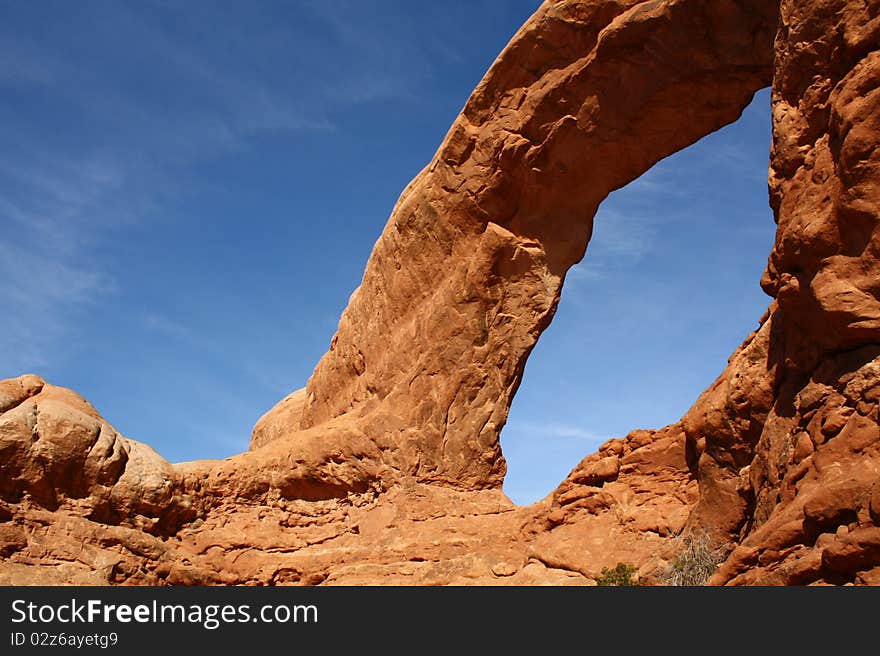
<box><xmin>701</xmin><ymin>141</ymin><xmax>771</xmax><ymax>185</ymax></box>
<box><xmin>2</xmin><ymin>1</ymin><xmax>407</xmax><ymax>375</ymax></box>
<box><xmin>564</xmin><ymin>103</ymin><xmax>771</xmax><ymax>291</ymax></box>
<box><xmin>504</xmin><ymin>420</ymin><xmax>605</xmax><ymax>443</ymax></box>
<box><xmin>0</xmin><ymin>240</ymin><xmax>112</xmax><ymax>372</ymax></box>
<box><xmin>302</xmin><ymin>0</ymin><xmax>462</xmax><ymax>107</ymax></box>
<box><xmin>142</xmin><ymin>310</ymin><xmax>309</xmax><ymax>403</ymax></box>
<box><xmin>143</xmin><ymin>313</ymin><xmax>194</xmax><ymax>342</ymax></box>
<box><xmin>566</xmin><ymin>208</ymin><xmax>658</xmax><ymax>284</ymax></box>
<box><xmin>620</xmin><ymin>163</ymin><xmax>680</xmax><ymax>196</ymax></box>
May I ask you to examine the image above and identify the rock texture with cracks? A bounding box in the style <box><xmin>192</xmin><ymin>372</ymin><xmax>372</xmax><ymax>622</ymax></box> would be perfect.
<box><xmin>1</xmin><ymin>0</ymin><xmax>878</xmax><ymax>585</ymax></box>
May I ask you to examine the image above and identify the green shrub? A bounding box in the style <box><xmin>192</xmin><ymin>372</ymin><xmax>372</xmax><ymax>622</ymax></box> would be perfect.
<box><xmin>596</xmin><ymin>562</ymin><xmax>638</xmax><ymax>586</ymax></box>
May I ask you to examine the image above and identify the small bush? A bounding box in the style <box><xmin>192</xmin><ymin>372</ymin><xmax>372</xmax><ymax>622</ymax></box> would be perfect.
<box><xmin>596</xmin><ymin>562</ymin><xmax>638</xmax><ymax>586</ymax></box>
<box><xmin>662</xmin><ymin>532</ymin><xmax>728</xmax><ymax>586</ymax></box>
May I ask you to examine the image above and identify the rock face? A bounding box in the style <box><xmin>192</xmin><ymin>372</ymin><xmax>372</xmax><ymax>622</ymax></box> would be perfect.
<box><xmin>692</xmin><ymin>0</ymin><xmax>880</xmax><ymax>584</ymax></box>
<box><xmin>528</xmin><ymin>425</ymin><xmax>698</xmax><ymax>582</ymax></box>
<box><xmin>0</xmin><ymin>376</ymin><xmax>193</xmax><ymax>536</ymax></box>
<box><xmin>249</xmin><ymin>388</ymin><xmax>307</xmax><ymax>451</ymax></box>
<box><xmin>278</xmin><ymin>0</ymin><xmax>778</xmax><ymax>490</ymax></box>
<box><xmin>0</xmin><ymin>380</ymin><xmax>686</xmax><ymax>585</ymax></box>
<box><xmin>2</xmin><ymin>0</ymin><xmax>879</xmax><ymax>585</ymax></box>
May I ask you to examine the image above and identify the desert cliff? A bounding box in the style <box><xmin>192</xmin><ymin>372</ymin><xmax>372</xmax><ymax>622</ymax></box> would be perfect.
<box><xmin>1</xmin><ymin>0</ymin><xmax>878</xmax><ymax>585</ymax></box>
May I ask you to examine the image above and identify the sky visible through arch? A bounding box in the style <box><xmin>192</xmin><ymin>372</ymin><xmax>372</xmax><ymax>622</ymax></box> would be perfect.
<box><xmin>1</xmin><ymin>1</ymin><xmax>775</xmax><ymax>505</ymax></box>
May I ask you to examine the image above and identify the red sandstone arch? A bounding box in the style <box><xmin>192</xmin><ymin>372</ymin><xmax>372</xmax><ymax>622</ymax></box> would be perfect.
<box><xmin>254</xmin><ymin>0</ymin><xmax>779</xmax><ymax>491</ymax></box>
<box><xmin>4</xmin><ymin>0</ymin><xmax>879</xmax><ymax>585</ymax></box>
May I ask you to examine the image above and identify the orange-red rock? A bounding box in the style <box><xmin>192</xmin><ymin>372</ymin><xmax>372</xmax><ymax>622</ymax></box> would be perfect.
<box><xmin>692</xmin><ymin>0</ymin><xmax>880</xmax><ymax>585</ymax></box>
<box><xmin>283</xmin><ymin>0</ymin><xmax>778</xmax><ymax>490</ymax></box>
<box><xmin>2</xmin><ymin>0</ymin><xmax>879</xmax><ymax>586</ymax></box>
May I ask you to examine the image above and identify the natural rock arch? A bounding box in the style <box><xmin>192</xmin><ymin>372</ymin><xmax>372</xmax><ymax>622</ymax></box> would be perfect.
<box><xmin>498</xmin><ymin>87</ymin><xmax>775</xmax><ymax>506</ymax></box>
<box><xmin>255</xmin><ymin>0</ymin><xmax>779</xmax><ymax>490</ymax></box>
<box><xmin>3</xmin><ymin>0</ymin><xmax>879</xmax><ymax>586</ymax></box>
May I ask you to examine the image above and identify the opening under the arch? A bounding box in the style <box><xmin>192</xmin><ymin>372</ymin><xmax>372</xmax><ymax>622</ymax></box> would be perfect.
<box><xmin>501</xmin><ymin>88</ymin><xmax>776</xmax><ymax>506</ymax></box>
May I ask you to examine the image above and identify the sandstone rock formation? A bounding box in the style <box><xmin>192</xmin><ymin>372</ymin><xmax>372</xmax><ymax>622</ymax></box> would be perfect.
<box><xmin>0</xmin><ymin>378</ymin><xmax>687</xmax><ymax>585</ymax></box>
<box><xmin>1</xmin><ymin>0</ymin><xmax>878</xmax><ymax>585</ymax></box>
<box><xmin>683</xmin><ymin>0</ymin><xmax>880</xmax><ymax>584</ymax></box>
<box><xmin>276</xmin><ymin>0</ymin><xmax>779</xmax><ymax>490</ymax></box>
<box><xmin>249</xmin><ymin>388</ymin><xmax>307</xmax><ymax>451</ymax></box>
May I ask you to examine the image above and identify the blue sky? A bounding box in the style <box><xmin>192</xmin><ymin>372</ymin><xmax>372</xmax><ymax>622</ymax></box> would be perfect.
<box><xmin>1</xmin><ymin>1</ymin><xmax>774</xmax><ymax>505</ymax></box>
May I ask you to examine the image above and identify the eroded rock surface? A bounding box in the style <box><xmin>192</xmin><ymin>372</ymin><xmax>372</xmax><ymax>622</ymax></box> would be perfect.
<box><xmin>264</xmin><ymin>0</ymin><xmax>778</xmax><ymax>489</ymax></box>
<box><xmin>0</xmin><ymin>381</ymin><xmax>686</xmax><ymax>585</ymax></box>
<box><xmin>528</xmin><ymin>425</ymin><xmax>697</xmax><ymax>582</ymax></box>
<box><xmin>2</xmin><ymin>0</ymin><xmax>879</xmax><ymax>585</ymax></box>
<box><xmin>683</xmin><ymin>0</ymin><xmax>880</xmax><ymax>584</ymax></box>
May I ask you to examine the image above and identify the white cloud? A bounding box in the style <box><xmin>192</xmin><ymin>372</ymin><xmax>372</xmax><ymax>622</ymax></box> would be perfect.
<box><xmin>0</xmin><ymin>0</ymin><xmax>470</xmax><ymax>377</ymax></box>
<box><xmin>0</xmin><ymin>4</ymin><xmax>347</xmax><ymax>375</ymax></box>
<box><xmin>503</xmin><ymin>419</ymin><xmax>605</xmax><ymax>442</ymax></box>
<box><xmin>0</xmin><ymin>239</ymin><xmax>112</xmax><ymax>374</ymax></box>
<box><xmin>565</xmin><ymin>207</ymin><xmax>658</xmax><ymax>286</ymax></box>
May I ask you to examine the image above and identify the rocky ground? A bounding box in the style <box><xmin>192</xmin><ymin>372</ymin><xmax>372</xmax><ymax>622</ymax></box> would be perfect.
<box><xmin>0</xmin><ymin>375</ymin><xmax>695</xmax><ymax>585</ymax></box>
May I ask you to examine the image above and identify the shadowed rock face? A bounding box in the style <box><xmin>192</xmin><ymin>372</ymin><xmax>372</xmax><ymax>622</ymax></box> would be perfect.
<box><xmin>689</xmin><ymin>0</ymin><xmax>880</xmax><ymax>584</ymax></box>
<box><xmin>2</xmin><ymin>0</ymin><xmax>879</xmax><ymax>586</ymax></box>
